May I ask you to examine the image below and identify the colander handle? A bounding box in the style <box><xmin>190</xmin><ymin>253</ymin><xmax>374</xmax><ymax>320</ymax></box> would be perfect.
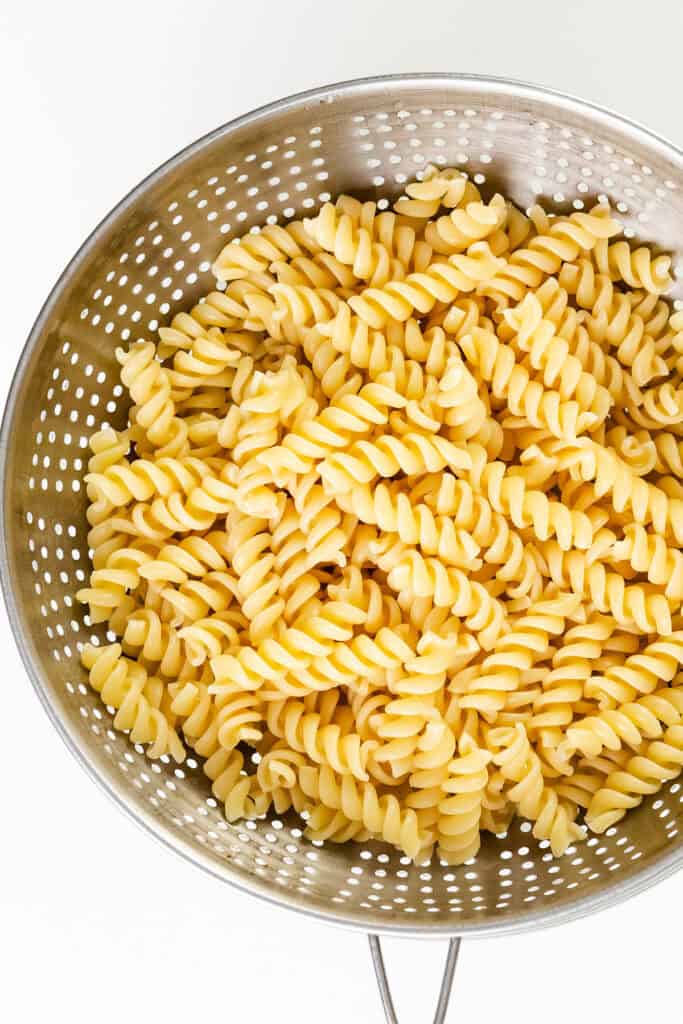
<box><xmin>368</xmin><ymin>934</ymin><xmax>461</xmax><ymax>1024</ymax></box>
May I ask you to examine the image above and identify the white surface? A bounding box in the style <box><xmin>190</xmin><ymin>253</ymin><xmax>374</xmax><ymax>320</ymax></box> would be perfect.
<box><xmin>1</xmin><ymin>2</ymin><xmax>682</xmax><ymax>1021</ymax></box>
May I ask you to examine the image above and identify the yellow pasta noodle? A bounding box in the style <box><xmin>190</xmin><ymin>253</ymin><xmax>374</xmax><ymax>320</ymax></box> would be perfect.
<box><xmin>77</xmin><ymin>168</ymin><xmax>683</xmax><ymax>864</ymax></box>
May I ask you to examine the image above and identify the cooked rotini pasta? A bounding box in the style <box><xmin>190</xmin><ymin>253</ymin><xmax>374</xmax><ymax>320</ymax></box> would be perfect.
<box><xmin>78</xmin><ymin>168</ymin><xmax>683</xmax><ymax>865</ymax></box>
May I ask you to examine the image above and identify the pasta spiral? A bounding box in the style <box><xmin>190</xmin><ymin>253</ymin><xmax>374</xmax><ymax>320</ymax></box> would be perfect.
<box><xmin>117</xmin><ymin>342</ymin><xmax>187</xmax><ymax>457</ymax></box>
<box><xmin>122</xmin><ymin>609</ymin><xmax>188</xmax><ymax>678</ymax></box>
<box><xmin>438</xmin><ymin>735</ymin><xmax>492</xmax><ymax>864</ymax></box>
<box><xmin>393</xmin><ymin>166</ymin><xmax>477</xmax><ymax>219</ymax></box>
<box><xmin>265</xmin><ymin>698</ymin><xmax>377</xmax><ymax>780</ymax></box>
<box><xmin>424</xmin><ymin>193</ymin><xmax>508</xmax><ymax>255</ymax></box>
<box><xmin>609</xmin><ymin>523</ymin><xmax>683</xmax><ymax>601</ymax></box>
<box><xmin>85</xmin><ymin>456</ymin><xmax>217</xmax><ymax>509</ymax></box>
<box><xmin>490</xmin><ymin>724</ymin><xmax>585</xmax><ymax>855</ymax></box>
<box><xmin>178</xmin><ymin>611</ymin><xmax>245</xmax><ymax>665</ymax></box>
<box><xmin>208</xmin><ymin>602</ymin><xmax>368</xmax><ymax>695</ymax></box>
<box><xmin>460</xmin><ymin>594</ymin><xmax>581</xmax><ymax>716</ymax></box>
<box><xmin>303</xmin><ymin>805</ymin><xmax>372</xmax><ymax>844</ymax></box>
<box><xmin>348</xmin><ymin>242</ymin><xmax>503</xmax><ymax>329</ymax></box>
<box><xmin>204</xmin><ymin>747</ymin><xmax>271</xmax><ymax>821</ymax></box>
<box><xmin>585</xmin><ymin>634</ymin><xmax>683</xmax><ymax>708</ymax></box>
<box><xmin>318</xmin><ymin>431</ymin><xmax>473</xmax><ymax>494</ymax></box>
<box><xmin>478</xmin><ymin>205</ymin><xmax>621</xmax><ymax>304</ymax></box>
<box><xmin>563</xmin><ymin>686</ymin><xmax>683</xmax><ymax>758</ymax></box>
<box><xmin>530</xmin><ymin>615</ymin><xmax>624</xmax><ymax>740</ymax></box>
<box><xmin>337</xmin><ymin>479</ymin><xmax>530</xmax><ymax>608</ymax></box>
<box><xmin>586</xmin><ymin>723</ymin><xmax>683</xmax><ymax>833</ymax></box>
<box><xmin>82</xmin><ymin>644</ymin><xmax>185</xmax><ymax>761</ymax></box>
<box><xmin>298</xmin><ymin>764</ymin><xmax>429</xmax><ymax>859</ymax></box>
<box><xmin>111</xmin><ymin>463</ymin><xmax>239</xmax><ymax>540</ymax></box>
<box><xmin>304</xmin><ymin>200</ymin><xmax>427</xmax><ymax>280</ymax></box>
<box><xmin>459</xmin><ymin>326</ymin><xmax>608</xmax><ymax>439</ymax></box>
<box><xmin>593</xmin><ymin>239</ymin><xmax>673</xmax><ymax>294</ymax></box>
<box><xmin>539</xmin><ymin>539</ymin><xmax>674</xmax><ymax>634</ymax></box>
<box><xmin>383</xmin><ymin>552</ymin><xmax>506</xmax><ymax>650</ymax></box>
<box><xmin>560</xmin><ymin>264</ymin><xmax>668</xmax><ymax>380</ymax></box>
<box><xmin>468</xmin><ymin>457</ymin><xmax>596</xmax><ymax>550</ymax></box>
<box><xmin>212</xmin><ymin>220</ymin><xmax>320</xmax><ymax>281</ymax></box>
<box><xmin>269</xmin><ymin>283</ymin><xmax>342</xmax><ymax>326</ymax></box>
<box><xmin>253</xmin><ymin>375</ymin><xmax>408</xmax><ymax>486</ymax></box>
<box><xmin>554</xmin><ymin>438</ymin><xmax>683</xmax><ymax>543</ymax></box>
<box><xmin>505</xmin><ymin>292</ymin><xmax>613</xmax><ymax>420</ymax></box>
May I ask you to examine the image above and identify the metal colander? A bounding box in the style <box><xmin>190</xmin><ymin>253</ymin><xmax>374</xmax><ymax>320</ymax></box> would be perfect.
<box><xmin>4</xmin><ymin>74</ymin><xmax>683</xmax><ymax>1023</ymax></box>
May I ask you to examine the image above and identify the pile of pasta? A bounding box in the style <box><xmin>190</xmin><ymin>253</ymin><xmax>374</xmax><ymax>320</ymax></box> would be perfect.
<box><xmin>78</xmin><ymin>166</ymin><xmax>683</xmax><ymax>865</ymax></box>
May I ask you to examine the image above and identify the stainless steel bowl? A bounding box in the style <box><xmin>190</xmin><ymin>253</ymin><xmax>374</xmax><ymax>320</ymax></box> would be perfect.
<box><xmin>4</xmin><ymin>74</ymin><xmax>683</xmax><ymax>1022</ymax></box>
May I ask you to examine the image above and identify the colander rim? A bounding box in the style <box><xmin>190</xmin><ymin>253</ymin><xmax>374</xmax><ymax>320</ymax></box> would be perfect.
<box><xmin>3</xmin><ymin>72</ymin><xmax>683</xmax><ymax>938</ymax></box>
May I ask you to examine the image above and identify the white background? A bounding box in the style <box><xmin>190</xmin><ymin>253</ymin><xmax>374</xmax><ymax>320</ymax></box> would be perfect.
<box><xmin>1</xmin><ymin>2</ymin><xmax>682</xmax><ymax>1021</ymax></box>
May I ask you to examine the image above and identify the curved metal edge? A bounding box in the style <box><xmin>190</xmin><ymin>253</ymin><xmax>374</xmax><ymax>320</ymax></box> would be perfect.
<box><xmin>3</xmin><ymin>72</ymin><xmax>683</xmax><ymax>940</ymax></box>
<box><xmin>369</xmin><ymin>934</ymin><xmax>461</xmax><ymax>1023</ymax></box>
